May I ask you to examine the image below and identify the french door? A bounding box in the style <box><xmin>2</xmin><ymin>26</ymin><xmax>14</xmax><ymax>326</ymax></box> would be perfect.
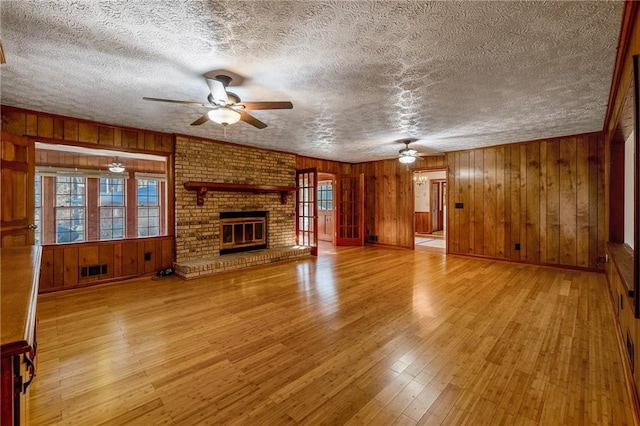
<box><xmin>335</xmin><ymin>173</ymin><xmax>364</xmax><ymax>246</ymax></box>
<box><xmin>296</xmin><ymin>168</ymin><xmax>318</xmax><ymax>255</ymax></box>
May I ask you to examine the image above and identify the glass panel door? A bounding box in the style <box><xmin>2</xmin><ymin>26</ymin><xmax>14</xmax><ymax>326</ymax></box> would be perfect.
<box><xmin>296</xmin><ymin>168</ymin><xmax>318</xmax><ymax>256</ymax></box>
<box><xmin>336</xmin><ymin>173</ymin><xmax>364</xmax><ymax>246</ymax></box>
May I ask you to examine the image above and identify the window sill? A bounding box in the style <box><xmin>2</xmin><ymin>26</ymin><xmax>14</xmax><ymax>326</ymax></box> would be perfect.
<box><xmin>607</xmin><ymin>242</ymin><xmax>634</xmax><ymax>298</ymax></box>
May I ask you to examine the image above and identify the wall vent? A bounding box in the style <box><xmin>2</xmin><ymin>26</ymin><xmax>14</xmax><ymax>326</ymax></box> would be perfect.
<box><xmin>80</xmin><ymin>264</ymin><xmax>108</xmax><ymax>278</ymax></box>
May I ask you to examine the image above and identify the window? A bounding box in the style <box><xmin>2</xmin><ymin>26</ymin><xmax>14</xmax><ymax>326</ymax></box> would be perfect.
<box><xmin>55</xmin><ymin>176</ymin><xmax>85</xmax><ymax>243</ymax></box>
<box><xmin>318</xmin><ymin>181</ymin><xmax>333</xmax><ymax>210</ymax></box>
<box><xmin>99</xmin><ymin>178</ymin><xmax>125</xmax><ymax>240</ymax></box>
<box><xmin>137</xmin><ymin>179</ymin><xmax>159</xmax><ymax>237</ymax></box>
<box><xmin>34</xmin><ymin>175</ymin><xmax>42</xmax><ymax>245</ymax></box>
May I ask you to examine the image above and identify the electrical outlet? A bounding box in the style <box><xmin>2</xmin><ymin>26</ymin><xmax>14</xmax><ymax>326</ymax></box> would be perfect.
<box><xmin>515</xmin><ymin>243</ymin><xmax>521</xmax><ymax>251</ymax></box>
<box><xmin>144</xmin><ymin>252</ymin><xmax>151</xmax><ymax>261</ymax></box>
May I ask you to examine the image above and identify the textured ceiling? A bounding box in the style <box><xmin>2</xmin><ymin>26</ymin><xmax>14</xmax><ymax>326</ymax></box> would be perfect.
<box><xmin>0</xmin><ymin>1</ymin><xmax>623</xmax><ymax>163</ymax></box>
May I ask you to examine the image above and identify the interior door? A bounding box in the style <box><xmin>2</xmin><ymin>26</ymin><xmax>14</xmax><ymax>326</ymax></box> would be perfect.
<box><xmin>430</xmin><ymin>181</ymin><xmax>440</xmax><ymax>232</ymax></box>
<box><xmin>317</xmin><ymin>179</ymin><xmax>334</xmax><ymax>242</ymax></box>
<box><xmin>296</xmin><ymin>168</ymin><xmax>318</xmax><ymax>256</ymax></box>
<box><xmin>1</xmin><ymin>132</ymin><xmax>35</xmax><ymax>247</ymax></box>
<box><xmin>336</xmin><ymin>173</ymin><xmax>364</xmax><ymax>246</ymax></box>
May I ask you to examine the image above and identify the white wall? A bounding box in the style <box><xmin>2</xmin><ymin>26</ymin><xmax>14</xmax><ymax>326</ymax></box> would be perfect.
<box><xmin>625</xmin><ymin>131</ymin><xmax>635</xmax><ymax>249</ymax></box>
<box><xmin>414</xmin><ymin>170</ymin><xmax>446</xmax><ymax>212</ymax></box>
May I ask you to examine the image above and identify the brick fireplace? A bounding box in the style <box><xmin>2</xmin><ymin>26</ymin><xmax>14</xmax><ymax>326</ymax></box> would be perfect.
<box><xmin>173</xmin><ymin>135</ymin><xmax>310</xmax><ymax>279</ymax></box>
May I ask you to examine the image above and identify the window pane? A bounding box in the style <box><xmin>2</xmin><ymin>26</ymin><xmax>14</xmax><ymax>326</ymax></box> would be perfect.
<box><xmin>137</xmin><ymin>180</ymin><xmax>160</xmax><ymax>237</ymax></box>
<box><xmin>100</xmin><ymin>178</ymin><xmax>125</xmax><ymax>206</ymax></box>
<box><xmin>34</xmin><ymin>175</ymin><xmax>42</xmax><ymax>245</ymax></box>
<box><xmin>55</xmin><ymin>177</ymin><xmax>85</xmax><ymax>243</ymax></box>
<box><xmin>99</xmin><ymin>178</ymin><xmax>125</xmax><ymax>240</ymax></box>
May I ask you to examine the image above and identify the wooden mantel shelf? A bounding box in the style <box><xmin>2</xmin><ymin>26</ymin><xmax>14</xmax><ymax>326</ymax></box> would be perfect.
<box><xmin>184</xmin><ymin>181</ymin><xmax>297</xmax><ymax>206</ymax></box>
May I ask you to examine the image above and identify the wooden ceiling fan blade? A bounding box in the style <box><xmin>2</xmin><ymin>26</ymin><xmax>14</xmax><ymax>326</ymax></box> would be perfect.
<box><xmin>205</xmin><ymin>78</ymin><xmax>228</xmax><ymax>105</ymax></box>
<box><xmin>143</xmin><ymin>97</ymin><xmax>208</xmax><ymax>107</ymax></box>
<box><xmin>191</xmin><ymin>113</ymin><xmax>209</xmax><ymax>126</ymax></box>
<box><xmin>239</xmin><ymin>111</ymin><xmax>267</xmax><ymax>129</ymax></box>
<box><xmin>240</xmin><ymin>101</ymin><xmax>293</xmax><ymax>110</ymax></box>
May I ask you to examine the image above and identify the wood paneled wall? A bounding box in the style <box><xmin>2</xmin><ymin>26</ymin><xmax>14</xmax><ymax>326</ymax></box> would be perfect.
<box><xmin>35</xmin><ymin>150</ymin><xmax>166</xmax><ymax>174</ymax></box>
<box><xmin>354</xmin><ymin>155</ymin><xmax>447</xmax><ymax>248</ymax></box>
<box><xmin>295</xmin><ymin>155</ymin><xmax>354</xmax><ymax>175</ymax></box>
<box><xmin>39</xmin><ymin>236</ymin><xmax>173</xmax><ymax>293</ymax></box>
<box><xmin>446</xmin><ymin>133</ymin><xmax>606</xmax><ymax>269</ymax></box>
<box><xmin>2</xmin><ymin>106</ymin><xmax>173</xmax><ymax>153</ymax></box>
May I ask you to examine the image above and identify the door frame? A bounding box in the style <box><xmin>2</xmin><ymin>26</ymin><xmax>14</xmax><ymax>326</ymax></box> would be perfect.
<box><xmin>412</xmin><ymin>167</ymin><xmax>448</xmax><ymax>252</ymax></box>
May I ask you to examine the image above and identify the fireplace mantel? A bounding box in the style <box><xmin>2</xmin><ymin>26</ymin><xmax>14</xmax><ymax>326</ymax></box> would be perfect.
<box><xmin>183</xmin><ymin>181</ymin><xmax>297</xmax><ymax>206</ymax></box>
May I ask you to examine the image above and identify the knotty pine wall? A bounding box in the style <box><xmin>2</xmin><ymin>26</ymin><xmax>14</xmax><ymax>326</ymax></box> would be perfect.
<box><xmin>2</xmin><ymin>106</ymin><xmax>176</xmax><ymax>291</ymax></box>
<box><xmin>354</xmin><ymin>156</ymin><xmax>447</xmax><ymax>248</ymax></box>
<box><xmin>300</xmin><ymin>136</ymin><xmax>606</xmax><ymax>271</ymax></box>
<box><xmin>446</xmin><ymin>133</ymin><xmax>606</xmax><ymax>270</ymax></box>
<box><xmin>2</xmin><ymin>105</ymin><xmax>173</xmax><ymax>153</ymax></box>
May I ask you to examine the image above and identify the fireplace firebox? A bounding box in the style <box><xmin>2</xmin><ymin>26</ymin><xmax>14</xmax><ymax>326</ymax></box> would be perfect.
<box><xmin>220</xmin><ymin>211</ymin><xmax>267</xmax><ymax>255</ymax></box>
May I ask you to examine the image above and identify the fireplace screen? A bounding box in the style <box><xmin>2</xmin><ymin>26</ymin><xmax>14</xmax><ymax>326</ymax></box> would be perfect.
<box><xmin>220</xmin><ymin>215</ymin><xmax>267</xmax><ymax>254</ymax></box>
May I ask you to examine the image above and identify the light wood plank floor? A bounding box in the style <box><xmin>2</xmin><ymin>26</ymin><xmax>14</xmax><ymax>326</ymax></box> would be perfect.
<box><xmin>30</xmin><ymin>245</ymin><xmax>635</xmax><ymax>425</ymax></box>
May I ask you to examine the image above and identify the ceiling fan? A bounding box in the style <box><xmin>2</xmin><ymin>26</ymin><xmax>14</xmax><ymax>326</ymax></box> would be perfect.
<box><xmin>143</xmin><ymin>74</ymin><xmax>293</xmax><ymax>129</ymax></box>
<box><xmin>398</xmin><ymin>139</ymin><xmax>420</xmax><ymax>164</ymax></box>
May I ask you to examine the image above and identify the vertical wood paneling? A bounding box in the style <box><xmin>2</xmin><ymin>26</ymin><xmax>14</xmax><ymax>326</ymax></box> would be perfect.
<box><xmin>519</xmin><ymin>145</ymin><xmax>527</xmax><ymax>261</ymax></box>
<box><xmin>539</xmin><ymin>142</ymin><xmax>548</xmax><ymax>264</ymax></box>
<box><xmin>39</xmin><ymin>249</ymin><xmax>54</xmax><ymax>290</ymax></box>
<box><xmin>63</xmin><ymin>247</ymin><xmax>79</xmax><ymax>286</ymax></box>
<box><xmin>483</xmin><ymin>148</ymin><xmax>496</xmax><ymax>257</ymax></box>
<box><xmin>495</xmin><ymin>146</ymin><xmax>506</xmax><ymax>257</ymax></box>
<box><xmin>510</xmin><ymin>145</ymin><xmax>521</xmax><ymax>261</ymax></box>
<box><xmin>459</xmin><ymin>151</ymin><xmax>471</xmax><ymax>254</ymax></box>
<box><xmin>39</xmin><ymin>237</ymin><xmax>172</xmax><ymax>292</ymax></box>
<box><xmin>99</xmin><ymin>244</ymin><xmax>114</xmax><ymax>279</ymax></box>
<box><xmin>471</xmin><ymin>151</ymin><xmax>482</xmax><ymax>254</ymax></box>
<box><xmin>546</xmin><ymin>141</ymin><xmax>560</xmax><ymax>264</ymax></box>
<box><xmin>559</xmin><ymin>138</ymin><xmax>577</xmax><ymax>266</ymax></box>
<box><xmin>588</xmin><ymin>135</ymin><xmax>600</xmax><ymax>267</ymax></box>
<box><xmin>596</xmin><ymin>135</ymin><xmax>606</xmax><ymax>264</ymax></box>
<box><xmin>443</xmin><ymin>133</ymin><xmax>603</xmax><ymax>270</ymax></box>
<box><xmin>576</xmin><ymin>137</ymin><xmax>590</xmax><ymax>268</ymax></box>
<box><xmin>1</xmin><ymin>106</ymin><xmax>173</xmax><ymax>153</ymax></box>
<box><xmin>53</xmin><ymin>248</ymin><xmax>64</xmax><ymax>286</ymax></box>
<box><xmin>525</xmin><ymin>143</ymin><xmax>540</xmax><ymax>263</ymax></box>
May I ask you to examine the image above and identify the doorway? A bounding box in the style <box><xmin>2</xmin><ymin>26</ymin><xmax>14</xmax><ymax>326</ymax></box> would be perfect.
<box><xmin>414</xmin><ymin>169</ymin><xmax>446</xmax><ymax>252</ymax></box>
<box><xmin>317</xmin><ymin>173</ymin><xmax>335</xmax><ymax>244</ymax></box>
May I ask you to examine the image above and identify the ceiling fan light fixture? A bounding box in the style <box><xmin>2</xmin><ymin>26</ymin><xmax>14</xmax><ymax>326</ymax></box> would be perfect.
<box><xmin>108</xmin><ymin>162</ymin><xmax>125</xmax><ymax>173</ymax></box>
<box><xmin>207</xmin><ymin>108</ymin><xmax>241</xmax><ymax>126</ymax></box>
<box><xmin>398</xmin><ymin>140</ymin><xmax>418</xmax><ymax>164</ymax></box>
<box><xmin>398</xmin><ymin>154</ymin><xmax>417</xmax><ymax>164</ymax></box>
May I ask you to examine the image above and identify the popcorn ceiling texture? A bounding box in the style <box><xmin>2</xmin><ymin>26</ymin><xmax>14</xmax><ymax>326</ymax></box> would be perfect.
<box><xmin>174</xmin><ymin>135</ymin><xmax>297</xmax><ymax>264</ymax></box>
<box><xmin>0</xmin><ymin>1</ymin><xmax>622</xmax><ymax>162</ymax></box>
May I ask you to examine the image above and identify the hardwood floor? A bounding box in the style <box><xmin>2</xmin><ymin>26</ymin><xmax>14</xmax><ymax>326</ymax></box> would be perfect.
<box><xmin>31</xmin><ymin>246</ymin><xmax>635</xmax><ymax>425</ymax></box>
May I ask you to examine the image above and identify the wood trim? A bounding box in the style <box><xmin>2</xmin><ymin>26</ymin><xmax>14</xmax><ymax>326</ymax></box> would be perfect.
<box><xmin>611</xmin><ymin>140</ymin><xmax>626</xmax><ymax>243</ymax></box>
<box><xmin>183</xmin><ymin>181</ymin><xmax>297</xmax><ymax>206</ymax></box>
<box><xmin>32</xmin><ymin>136</ymin><xmax>170</xmax><ymax>157</ymax></box>
<box><xmin>604</xmin><ymin>1</ymin><xmax>639</xmax><ymax>132</ymax></box>
<box><xmin>634</xmin><ymin>54</ymin><xmax>640</xmax><ymax>317</ymax></box>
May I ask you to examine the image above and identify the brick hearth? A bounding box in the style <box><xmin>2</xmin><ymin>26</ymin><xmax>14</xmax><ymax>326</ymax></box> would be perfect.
<box><xmin>173</xmin><ymin>246</ymin><xmax>311</xmax><ymax>279</ymax></box>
